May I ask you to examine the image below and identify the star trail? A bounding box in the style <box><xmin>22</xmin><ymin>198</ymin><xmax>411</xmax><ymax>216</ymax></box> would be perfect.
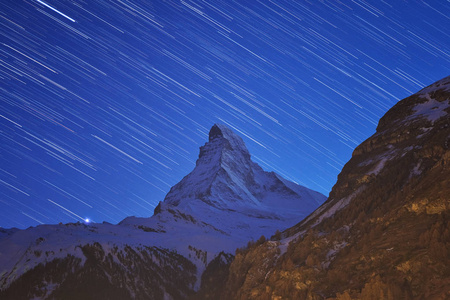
<box><xmin>1</xmin><ymin>0</ymin><xmax>449</xmax><ymax>228</ymax></box>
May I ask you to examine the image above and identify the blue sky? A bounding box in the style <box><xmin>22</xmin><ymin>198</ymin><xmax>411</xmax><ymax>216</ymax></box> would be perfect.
<box><xmin>1</xmin><ymin>0</ymin><xmax>449</xmax><ymax>228</ymax></box>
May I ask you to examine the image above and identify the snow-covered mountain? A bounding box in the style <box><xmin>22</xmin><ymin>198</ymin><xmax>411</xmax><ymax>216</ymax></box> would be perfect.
<box><xmin>120</xmin><ymin>124</ymin><xmax>324</xmax><ymax>251</ymax></box>
<box><xmin>0</xmin><ymin>123</ymin><xmax>325</xmax><ymax>299</ymax></box>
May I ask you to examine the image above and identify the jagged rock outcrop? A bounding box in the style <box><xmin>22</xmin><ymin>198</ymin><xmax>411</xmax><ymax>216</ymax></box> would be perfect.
<box><xmin>0</xmin><ymin>124</ymin><xmax>325</xmax><ymax>299</ymax></box>
<box><xmin>198</xmin><ymin>76</ymin><xmax>450</xmax><ymax>300</ymax></box>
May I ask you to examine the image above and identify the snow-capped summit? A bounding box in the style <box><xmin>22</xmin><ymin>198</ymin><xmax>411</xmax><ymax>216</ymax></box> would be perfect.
<box><xmin>207</xmin><ymin>123</ymin><xmax>249</xmax><ymax>154</ymax></box>
<box><xmin>163</xmin><ymin>123</ymin><xmax>254</xmax><ymax>208</ymax></box>
<box><xmin>160</xmin><ymin>123</ymin><xmax>324</xmax><ymax>221</ymax></box>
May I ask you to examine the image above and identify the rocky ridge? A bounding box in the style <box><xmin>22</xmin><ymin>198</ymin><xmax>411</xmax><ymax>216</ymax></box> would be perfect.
<box><xmin>198</xmin><ymin>76</ymin><xmax>450</xmax><ymax>299</ymax></box>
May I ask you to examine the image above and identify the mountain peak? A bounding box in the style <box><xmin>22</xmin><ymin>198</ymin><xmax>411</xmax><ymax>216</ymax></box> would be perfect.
<box><xmin>209</xmin><ymin>123</ymin><xmax>227</xmax><ymax>141</ymax></box>
<box><xmin>207</xmin><ymin>123</ymin><xmax>249</xmax><ymax>154</ymax></box>
<box><xmin>209</xmin><ymin>123</ymin><xmax>236</xmax><ymax>141</ymax></box>
<box><xmin>164</xmin><ymin>123</ymin><xmax>253</xmax><ymax>207</ymax></box>
<box><xmin>163</xmin><ymin>123</ymin><xmax>324</xmax><ymax>212</ymax></box>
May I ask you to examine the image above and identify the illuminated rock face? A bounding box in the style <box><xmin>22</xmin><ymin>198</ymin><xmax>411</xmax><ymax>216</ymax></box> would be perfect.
<box><xmin>199</xmin><ymin>76</ymin><xmax>450</xmax><ymax>300</ymax></box>
<box><xmin>0</xmin><ymin>123</ymin><xmax>325</xmax><ymax>299</ymax></box>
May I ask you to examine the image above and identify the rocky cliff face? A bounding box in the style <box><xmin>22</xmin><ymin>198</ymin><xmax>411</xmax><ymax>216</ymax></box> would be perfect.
<box><xmin>199</xmin><ymin>76</ymin><xmax>450</xmax><ymax>300</ymax></box>
<box><xmin>0</xmin><ymin>124</ymin><xmax>325</xmax><ymax>299</ymax></box>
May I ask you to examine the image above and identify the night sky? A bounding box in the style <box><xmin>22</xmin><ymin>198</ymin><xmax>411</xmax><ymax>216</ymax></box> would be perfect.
<box><xmin>1</xmin><ymin>1</ymin><xmax>449</xmax><ymax>229</ymax></box>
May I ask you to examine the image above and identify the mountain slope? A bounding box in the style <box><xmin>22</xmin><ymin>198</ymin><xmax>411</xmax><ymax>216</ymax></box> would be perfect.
<box><xmin>200</xmin><ymin>76</ymin><xmax>450</xmax><ymax>299</ymax></box>
<box><xmin>0</xmin><ymin>124</ymin><xmax>325</xmax><ymax>299</ymax></box>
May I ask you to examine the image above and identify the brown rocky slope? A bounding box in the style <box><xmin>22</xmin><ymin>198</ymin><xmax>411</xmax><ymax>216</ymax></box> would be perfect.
<box><xmin>197</xmin><ymin>76</ymin><xmax>450</xmax><ymax>300</ymax></box>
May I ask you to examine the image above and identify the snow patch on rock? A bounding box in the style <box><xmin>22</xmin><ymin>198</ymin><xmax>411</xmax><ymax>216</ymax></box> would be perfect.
<box><xmin>368</xmin><ymin>158</ymin><xmax>387</xmax><ymax>175</ymax></box>
<box><xmin>312</xmin><ymin>186</ymin><xmax>365</xmax><ymax>227</ymax></box>
<box><xmin>413</xmin><ymin>96</ymin><xmax>449</xmax><ymax>124</ymax></box>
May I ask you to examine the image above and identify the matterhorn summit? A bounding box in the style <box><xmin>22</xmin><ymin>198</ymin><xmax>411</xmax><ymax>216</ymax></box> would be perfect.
<box><xmin>163</xmin><ymin>123</ymin><xmax>256</xmax><ymax>208</ymax></box>
<box><xmin>0</xmin><ymin>123</ymin><xmax>325</xmax><ymax>299</ymax></box>
<box><xmin>164</xmin><ymin>124</ymin><xmax>324</xmax><ymax>211</ymax></box>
